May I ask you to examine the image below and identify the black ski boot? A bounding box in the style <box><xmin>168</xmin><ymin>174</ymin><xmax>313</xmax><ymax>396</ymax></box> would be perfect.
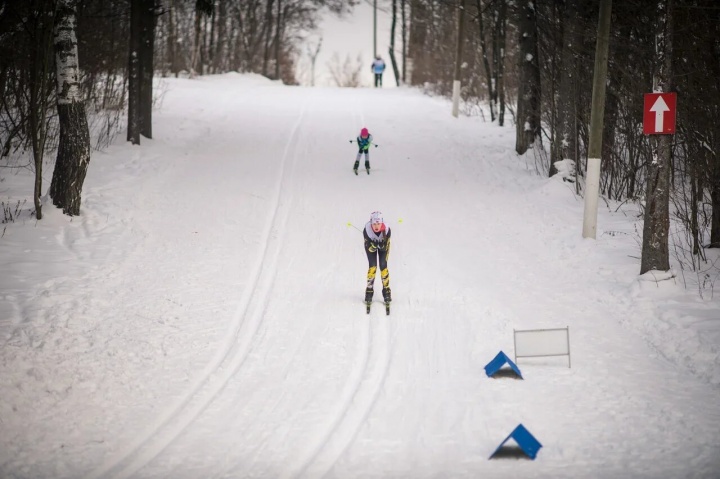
<box><xmin>365</xmin><ymin>161</ymin><xmax>371</xmax><ymax>175</ymax></box>
<box><xmin>354</xmin><ymin>160</ymin><xmax>360</xmax><ymax>175</ymax></box>
<box><xmin>365</xmin><ymin>287</ymin><xmax>374</xmax><ymax>313</ymax></box>
<box><xmin>382</xmin><ymin>287</ymin><xmax>392</xmax><ymax>303</ymax></box>
<box><xmin>365</xmin><ymin>287</ymin><xmax>374</xmax><ymax>303</ymax></box>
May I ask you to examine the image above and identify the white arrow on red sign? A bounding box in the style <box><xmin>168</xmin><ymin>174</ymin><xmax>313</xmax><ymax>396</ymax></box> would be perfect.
<box><xmin>643</xmin><ymin>92</ymin><xmax>677</xmax><ymax>135</ymax></box>
<box><xmin>649</xmin><ymin>96</ymin><xmax>669</xmax><ymax>133</ymax></box>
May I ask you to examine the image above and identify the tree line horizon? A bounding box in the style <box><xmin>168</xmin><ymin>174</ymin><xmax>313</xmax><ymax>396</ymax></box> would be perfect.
<box><xmin>1</xmin><ymin>0</ymin><xmax>718</xmax><ymax>283</ymax></box>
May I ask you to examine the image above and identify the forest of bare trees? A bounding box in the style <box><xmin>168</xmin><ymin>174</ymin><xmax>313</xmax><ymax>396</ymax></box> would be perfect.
<box><xmin>1</xmin><ymin>0</ymin><xmax>719</xmax><ymax>282</ymax></box>
<box><xmin>0</xmin><ymin>0</ymin><xmax>355</xmax><ymax>218</ymax></box>
<box><xmin>406</xmin><ymin>0</ymin><xmax>719</xmax><ymax>279</ymax></box>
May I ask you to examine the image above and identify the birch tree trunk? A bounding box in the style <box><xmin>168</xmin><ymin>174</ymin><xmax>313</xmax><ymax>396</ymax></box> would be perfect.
<box><xmin>50</xmin><ymin>0</ymin><xmax>91</xmax><ymax>216</ymax></box>
<box><xmin>640</xmin><ymin>0</ymin><xmax>673</xmax><ymax>274</ymax></box>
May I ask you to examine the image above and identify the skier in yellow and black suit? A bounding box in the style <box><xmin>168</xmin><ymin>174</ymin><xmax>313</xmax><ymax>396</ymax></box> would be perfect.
<box><xmin>363</xmin><ymin>211</ymin><xmax>392</xmax><ymax>303</ymax></box>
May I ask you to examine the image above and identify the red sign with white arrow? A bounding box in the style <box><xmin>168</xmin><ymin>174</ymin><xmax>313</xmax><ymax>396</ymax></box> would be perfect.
<box><xmin>643</xmin><ymin>92</ymin><xmax>677</xmax><ymax>135</ymax></box>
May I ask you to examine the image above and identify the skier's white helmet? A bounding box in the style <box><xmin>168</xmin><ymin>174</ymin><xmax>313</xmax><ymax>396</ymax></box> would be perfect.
<box><xmin>370</xmin><ymin>211</ymin><xmax>383</xmax><ymax>225</ymax></box>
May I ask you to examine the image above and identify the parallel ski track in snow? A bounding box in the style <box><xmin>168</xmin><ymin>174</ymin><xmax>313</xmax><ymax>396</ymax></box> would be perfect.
<box><xmin>209</xmin><ymin>301</ymin><xmax>393</xmax><ymax>479</ymax></box>
<box><xmin>205</xmin><ymin>97</ymin><xmax>394</xmax><ymax>479</ymax></box>
<box><xmin>279</xmin><ymin>106</ymin><xmax>393</xmax><ymax>479</ymax></box>
<box><xmin>84</xmin><ymin>103</ymin><xmax>309</xmax><ymax>479</ymax></box>
<box><xmin>285</xmin><ymin>304</ymin><xmax>392</xmax><ymax>479</ymax></box>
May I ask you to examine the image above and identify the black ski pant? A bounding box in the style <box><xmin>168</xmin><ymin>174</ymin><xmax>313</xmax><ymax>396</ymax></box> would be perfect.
<box><xmin>365</xmin><ymin>247</ymin><xmax>390</xmax><ymax>291</ymax></box>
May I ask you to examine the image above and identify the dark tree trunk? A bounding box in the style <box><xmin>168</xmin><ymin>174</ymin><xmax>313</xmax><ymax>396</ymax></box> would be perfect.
<box><xmin>640</xmin><ymin>0</ymin><xmax>673</xmax><ymax>274</ymax></box>
<box><xmin>709</xmin><ymin>19</ymin><xmax>720</xmax><ymax>248</ymax></box>
<box><xmin>495</xmin><ymin>0</ymin><xmax>506</xmax><ymax>126</ymax></box>
<box><xmin>192</xmin><ymin>6</ymin><xmax>202</xmax><ymax>75</ymax></box>
<box><xmin>401</xmin><ymin>0</ymin><xmax>407</xmax><ymax>82</ymax></box>
<box><xmin>139</xmin><ymin>0</ymin><xmax>155</xmax><ymax>139</ymax></box>
<box><xmin>28</xmin><ymin>1</ymin><xmax>56</xmax><ymax>219</ymax></box>
<box><xmin>213</xmin><ymin>0</ymin><xmax>227</xmax><ymax>73</ymax></box>
<box><xmin>475</xmin><ymin>0</ymin><xmax>496</xmax><ymax>122</ymax></box>
<box><xmin>690</xmin><ymin>169</ymin><xmax>702</xmax><ymax>257</ymax></box>
<box><xmin>515</xmin><ymin>0</ymin><xmax>541</xmax><ymax>155</ymax></box>
<box><xmin>167</xmin><ymin>0</ymin><xmax>179</xmax><ymax>77</ymax></box>
<box><xmin>389</xmin><ymin>0</ymin><xmax>400</xmax><ymax>86</ymax></box>
<box><xmin>51</xmin><ymin>0</ymin><xmax>91</xmax><ymax>216</ymax></box>
<box><xmin>406</xmin><ymin>0</ymin><xmax>428</xmax><ymax>86</ymax></box>
<box><xmin>128</xmin><ymin>0</ymin><xmax>142</xmax><ymax>144</ymax></box>
<box><xmin>208</xmin><ymin>3</ymin><xmax>216</xmax><ymax>72</ymax></box>
<box><xmin>262</xmin><ymin>0</ymin><xmax>275</xmax><ymax>76</ymax></box>
<box><xmin>710</xmin><ymin>160</ymin><xmax>720</xmax><ymax>248</ymax></box>
<box><xmin>274</xmin><ymin>0</ymin><xmax>281</xmax><ymax>80</ymax></box>
<box><xmin>551</xmin><ymin>0</ymin><xmax>579</xmax><ymax>177</ymax></box>
<box><xmin>641</xmin><ymin>134</ymin><xmax>672</xmax><ymax>273</ymax></box>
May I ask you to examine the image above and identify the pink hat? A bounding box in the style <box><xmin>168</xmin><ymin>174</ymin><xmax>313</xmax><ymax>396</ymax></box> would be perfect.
<box><xmin>360</xmin><ymin>128</ymin><xmax>369</xmax><ymax>137</ymax></box>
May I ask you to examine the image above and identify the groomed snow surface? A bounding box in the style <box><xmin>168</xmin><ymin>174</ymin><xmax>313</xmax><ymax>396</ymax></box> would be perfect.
<box><xmin>1</xmin><ymin>74</ymin><xmax>719</xmax><ymax>479</ymax></box>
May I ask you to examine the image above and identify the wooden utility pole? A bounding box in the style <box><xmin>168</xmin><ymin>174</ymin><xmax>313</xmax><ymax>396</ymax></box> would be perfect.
<box><xmin>373</xmin><ymin>0</ymin><xmax>377</xmax><ymax>57</ymax></box>
<box><xmin>582</xmin><ymin>0</ymin><xmax>612</xmax><ymax>239</ymax></box>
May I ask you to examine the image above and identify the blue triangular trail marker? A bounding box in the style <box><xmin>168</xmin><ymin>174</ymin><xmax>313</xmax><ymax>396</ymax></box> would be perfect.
<box><xmin>489</xmin><ymin>424</ymin><xmax>543</xmax><ymax>460</ymax></box>
<box><xmin>484</xmin><ymin>351</ymin><xmax>523</xmax><ymax>379</ymax></box>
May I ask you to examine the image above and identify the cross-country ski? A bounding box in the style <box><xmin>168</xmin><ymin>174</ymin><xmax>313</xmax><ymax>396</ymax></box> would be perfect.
<box><xmin>364</xmin><ymin>300</ymin><xmax>391</xmax><ymax>315</ymax></box>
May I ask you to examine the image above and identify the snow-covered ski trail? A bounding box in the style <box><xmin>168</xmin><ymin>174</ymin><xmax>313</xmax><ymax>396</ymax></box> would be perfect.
<box><xmin>283</xmin><ymin>304</ymin><xmax>392</xmax><ymax>479</ymax></box>
<box><xmin>2</xmin><ymin>75</ymin><xmax>719</xmax><ymax>479</ymax></box>
<box><xmin>279</xmin><ymin>99</ymin><xmax>394</xmax><ymax>479</ymax></box>
<box><xmin>186</xmin><ymin>91</ymin><xmax>396</xmax><ymax>479</ymax></box>
<box><xmin>84</xmin><ymin>101</ymin><xmax>310</xmax><ymax>479</ymax></box>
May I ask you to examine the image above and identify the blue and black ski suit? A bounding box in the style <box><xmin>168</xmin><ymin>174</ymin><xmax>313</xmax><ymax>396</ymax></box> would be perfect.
<box><xmin>354</xmin><ymin>133</ymin><xmax>373</xmax><ymax>172</ymax></box>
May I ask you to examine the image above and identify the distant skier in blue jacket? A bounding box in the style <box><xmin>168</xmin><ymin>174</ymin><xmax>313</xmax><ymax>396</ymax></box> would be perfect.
<box><xmin>353</xmin><ymin>127</ymin><xmax>373</xmax><ymax>175</ymax></box>
<box><xmin>371</xmin><ymin>56</ymin><xmax>386</xmax><ymax>87</ymax></box>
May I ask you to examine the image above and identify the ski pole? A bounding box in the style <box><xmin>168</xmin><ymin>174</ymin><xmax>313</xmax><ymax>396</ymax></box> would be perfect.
<box><xmin>346</xmin><ymin>222</ymin><xmax>362</xmax><ymax>232</ymax></box>
<box><xmin>349</xmin><ymin>140</ymin><xmax>379</xmax><ymax>147</ymax></box>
